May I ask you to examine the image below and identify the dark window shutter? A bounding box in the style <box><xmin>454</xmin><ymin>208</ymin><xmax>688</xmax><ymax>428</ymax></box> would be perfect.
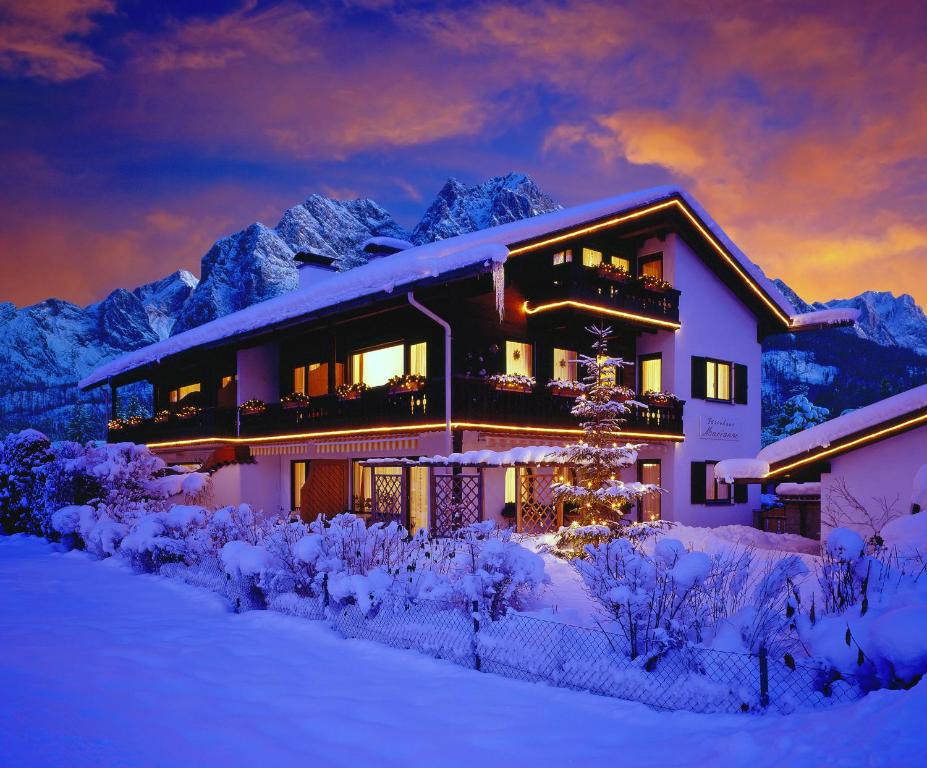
<box><xmin>734</xmin><ymin>363</ymin><xmax>748</xmax><ymax>404</ymax></box>
<box><xmin>691</xmin><ymin>357</ymin><xmax>707</xmax><ymax>399</ymax></box>
<box><xmin>734</xmin><ymin>483</ymin><xmax>748</xmax><ymax>503</ymax></box>
<box><xmin>690</xmin><ymin>462</ymin><xmax>706</xmax><ymax>504</ymax></box>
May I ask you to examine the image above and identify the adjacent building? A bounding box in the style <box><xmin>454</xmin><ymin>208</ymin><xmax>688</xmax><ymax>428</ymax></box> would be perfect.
<box><xmin>81</xmin><ymin>186</ymin><xmax>849</xmax><ymax>533</ymax></box>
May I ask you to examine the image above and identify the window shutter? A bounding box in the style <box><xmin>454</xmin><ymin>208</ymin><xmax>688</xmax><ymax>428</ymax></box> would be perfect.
<box><xmin>734</xmin><ymin>364</ymin><xmax>748</xmax><ymax>404</ymax></box>
<box><xmin>734</xmin><ymin>483</ymin><xmax>748</xmax><ymax>503</ymax></box>
<box><xmin>690</xmin><ymin>462</ymin><xmax>706</xmax><ymax>504</ymax></box>
<box><xmin>691</xmin><ymin>357</ymin><xmax>707</xmax><ymax>399</ymax></box>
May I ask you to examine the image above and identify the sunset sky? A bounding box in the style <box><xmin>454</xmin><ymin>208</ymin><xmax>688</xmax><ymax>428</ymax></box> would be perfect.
<box><xmin>1</xmin><ymin>0</ymin><xmax>925</xmax><ymax>309</ymax></box>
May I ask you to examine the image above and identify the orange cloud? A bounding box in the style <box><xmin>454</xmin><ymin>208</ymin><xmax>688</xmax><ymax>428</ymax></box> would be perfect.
<box><xmin>0</xmin><ymin>0</ymin><xmax>114</xmax><ymax>81</ymax></box>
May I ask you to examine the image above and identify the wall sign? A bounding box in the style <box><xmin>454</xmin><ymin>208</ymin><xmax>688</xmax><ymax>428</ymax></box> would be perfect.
<box><xmin>699</xmin><ymin>416</ymin><xmax>740</xmax><ymax>441</ymax></box>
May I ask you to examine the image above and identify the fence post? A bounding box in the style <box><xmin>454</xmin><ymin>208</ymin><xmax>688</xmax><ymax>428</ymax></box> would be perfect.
<box><xmin>323</xmin><ymin>572</ymin><xmax>330</xmax><ymax>611</ymax></box>
<box><xmin>472</xmin><ymin>599</ymin><xmax>481</xmax><ymax>672</ymax></box>
<box><xmin>758</xmin><ymin>644</ymin><xmax>769</xmax><ymax>709</ymax></box>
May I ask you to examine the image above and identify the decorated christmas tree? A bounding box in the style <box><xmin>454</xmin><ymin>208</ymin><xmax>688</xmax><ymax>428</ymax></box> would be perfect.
<box><xmin>553</xmin><ymin>325</ymin><xmax>661</xmax><ymax>526</ymax></box>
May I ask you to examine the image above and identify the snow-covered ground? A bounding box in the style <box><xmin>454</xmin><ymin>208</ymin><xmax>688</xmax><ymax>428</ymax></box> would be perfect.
<box><xmin>2</xmin><ymin>535</ymin><xmax>924</xmax><ymax>768</ymax></box>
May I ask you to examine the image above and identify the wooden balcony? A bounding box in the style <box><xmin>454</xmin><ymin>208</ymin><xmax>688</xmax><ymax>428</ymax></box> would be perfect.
<box><xmin>525</xmin><ymin>262</ymin><xmax>680</xmax><ymax>324</ymax></box>
<box><xmin>107</xmin><ymin>377</ymin><xmax>684</xmax><ymax>444</ymax></box>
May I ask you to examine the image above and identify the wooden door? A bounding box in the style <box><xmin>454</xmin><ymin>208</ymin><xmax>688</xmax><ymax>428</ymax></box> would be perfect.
<box><xmin>300</xmin><ymin>460</ymin><xmax>348</xmax><ymax>521</ymax></box>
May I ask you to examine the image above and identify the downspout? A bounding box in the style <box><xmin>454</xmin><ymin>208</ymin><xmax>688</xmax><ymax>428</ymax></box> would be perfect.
<box><xmin>407</xmin><ymin>292</ymin><xmax>452</xmax><ymax>455</ymax></box>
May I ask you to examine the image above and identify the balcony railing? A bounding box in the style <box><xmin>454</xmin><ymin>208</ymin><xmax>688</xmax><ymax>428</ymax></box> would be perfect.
<box><xmin>528</xmin><ymin>263</ymin><xmax>680</xmax><ymax>323</ymax></box>
<box><xmin>110</xmin><ymin>407</ymin><xmax>237</xmax><ymax>444</ymax></box>
<box><xmin>452</xmin><ymin>376</ymin><xmax>684</xmax><ymax>434</ymax></box>
<box><xmin>108</xmin><ymin>377</ymin><xmax>684</xmax><ymax>443</ymax></box>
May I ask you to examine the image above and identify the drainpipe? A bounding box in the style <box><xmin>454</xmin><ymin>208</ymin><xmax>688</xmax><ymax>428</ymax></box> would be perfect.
<box><xmin>407</xmin><ymin>292</ymin><xmax>452</xmax><ymax>456</ymax></box>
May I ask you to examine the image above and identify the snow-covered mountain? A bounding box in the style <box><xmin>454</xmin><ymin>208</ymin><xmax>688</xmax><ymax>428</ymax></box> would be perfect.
<box><xmin>411</xmin><ymin>172</ymin><xmax>559</xmax><ymax>244</ymax></box>
<box><xmin>762</xmin><ymin>280</ymin><xmax>927</xmax><ymax>443</ymax></box>
<box><xmin>0</xmin><ymin>174</ymin><xmax>555</xmax><ymax>439</ymax></box>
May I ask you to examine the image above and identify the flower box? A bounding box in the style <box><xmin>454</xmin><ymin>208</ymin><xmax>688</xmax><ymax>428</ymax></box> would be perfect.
<box><xmin>610</xmin><ymin>386</ymin><xmax>636</xmax><ymax>403</ymax></box>
<box><xmin>336</xmin><ymin>384</ymin><xmax>368</xmax><ymax>401</ymax></box>
<box><xmin>239</xmin><ymin>399</ymin><xmax>267</xmax><ymax>416</ymax></box>
<box><xmin>639</xmin><ymin>276</ymin><xmax>673</xmax><ymax>293</ymax></box>
<box><xmin>495</xmin><ymin>381</ymin><xmax>532</xmax><ymax>393</ymax></box>
<box><xmin>281</xmin><ymin>392</ymin><xmax>311</xmax><ymax>410</ymax></box>
<box><xmin>338</xmin><ymin>390</ymin><xmax>362</xmax><ymax>401</ymax></box>
<box><xmin>387</xmin><ymin>374</ymin><xmax>425</xmax><ymax>395</ymax></box>
<box><xmin>643</xmin><ymin>390</ymin><xmax>678</xmax><ymax>407</ymax></box>
<box><xmin>597</xmin><ymin>265</ymin><xmax>633</xmax><ymax>282</ymax></box>
<box><xmin>154</xmin><ymin>410</ymin><xmax>170</xmax><ymax>424</ymax></box>
<box><xmin>547</xmin><ymin>380</ymin><xmax>583</xmax><ymax>397</ymax></box>
<box><xmin>177</xmin><ymin>407</ymin><xmax>200</xmax><ymax>421</ymax></box>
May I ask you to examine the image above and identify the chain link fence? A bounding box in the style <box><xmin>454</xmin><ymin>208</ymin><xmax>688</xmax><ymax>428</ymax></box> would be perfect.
<box><xmin>156</xmin><ymin>560</ymin><xmax>865</xmax><ymax>716</ymax></box>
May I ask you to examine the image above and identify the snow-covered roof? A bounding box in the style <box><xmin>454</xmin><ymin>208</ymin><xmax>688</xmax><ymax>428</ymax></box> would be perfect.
<box><xmin>758</xmin><ymin>382</ymin><xmax>927</xmax><ymax>465</ymax></box>
<box><xmin>775</xmin><ymin>482</ymin><xmax>822</xmax><ymax>496</ymax></box>
<box><xmin>788</xmin><ymin>308</ymin><xmax>860</xmax><ymax>329</ymax></box>
<box><xmin>713</xmin><ymin>458</ymin><xmax>770</xmax><ymax>483</ymax></box>
<box><xmin>81</xmin><ymin>186</ymin><xmax>797</xmax><ymax>389</ymax></box>
<box><xmin>363</xmin><ymin>445</ymin><xmax>569</xmax><ymax>467</ymax></box>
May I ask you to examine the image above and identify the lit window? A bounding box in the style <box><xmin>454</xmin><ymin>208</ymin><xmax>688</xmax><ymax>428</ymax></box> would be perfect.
<box><xmin>639</xmin><ymin>253</ymin><xmax>663</xmax><ymax>279</ymax></box>
<box><xmin>638</xmin><ymin>461</ymin><xmax>661</xmax><ymax>520</ymax></box>
<box><xmin>706</xmin><ymin>360</ymin><xmax>732</xmax><ymax>401</ymax></box>
<box><xmin>291</xmin><ymin>460</ymin><xmax>309</xmax><ymax>511</ymax></box>
<box><xmin>169</xmin><ymin>383</ymin><xmax>201</xmax><ymax>403</ymax></box>
<box><xmin>505</xmin><ymin>467</ymin><xmax>516</xmax><ymax>504</ymax></box>
<box><xmin>307</xmin><ymin>363</ymin><xmax>329</xmax><ymax>396</ymax></box>
<box><xmin>409</xmin><ymin>342</ymin><xmax>427</xmax><ymax>377</ymax></box>
<box><xmin>705</xmin><ymin>461</ymin><xmax>732</xmax><ymax>503</ymax></box>
<box><xmin>552</xmin><ymin>249</ymin><xmax>573</xmax><ymax>265</ymax></box>
<box><xmin>582</xmin><ymin>247</ymin><xmax>603</xmax><ymax>267</ymax></box>
<box><xmin>351</xmin><ymin>344</ymin><xmax>404</xmax><ymax>387</ymax></box>
<box><xmin>292</xmin><ymin>366</ymin><xmax>307</xmax><ymax>395</ymax></box>
<box><xmin>409</xmin><ymin>467</ymin><xmax>429</xmax><ymax>531</ymax></box>
<box><xmin>610</xmin><ymin>255</ymin><xmax>631</xmax><ymax>273</ymax></box>
<box><xmin>640</xmin><ymin>356</ymin><xmax>662</xmax><ymax>393</ymax></box>
<box><xmin>553</xmin><ymin>348</ymin><xmax>577</xmax><ymax>381</ymax></box>
<box><xmin>506</xmin><ymin>340</ymin><xmax>533</xmax><ymax>377</ymax></box>
<box><xmin>220</xmin><ymin>375</ymin><xmax>237</xmax><ymax>389</ymax></box>
<box><xmin>353</xmin><ymin>461</ymin><xmax>372</xmax><ymax>513</ymax></box>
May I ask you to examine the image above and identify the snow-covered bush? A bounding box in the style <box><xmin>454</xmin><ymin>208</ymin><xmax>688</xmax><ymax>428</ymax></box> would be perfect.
<box><xmin>121</xmin><ymin>505</ymin><xmax>209</xmax><ymax>571</ymax></box>
<box><xmin>0</xmin><ymin>429</ymin><xmax>52</xmax><ymax>534</ymax></box>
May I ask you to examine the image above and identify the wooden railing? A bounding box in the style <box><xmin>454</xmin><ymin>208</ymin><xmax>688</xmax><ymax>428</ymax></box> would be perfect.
<box><xmin>528</xmin><ymin>262</ymin><xmax>680</xmax><ymax>323</ymax></box>
<box><xmin>108</xmin><ymin>377</ymin><xmax>684</xmax><ymax>443</ymax></box>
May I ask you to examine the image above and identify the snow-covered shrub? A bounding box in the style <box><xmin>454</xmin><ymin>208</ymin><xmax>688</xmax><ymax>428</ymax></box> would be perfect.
<box><xmin>0</xmin><ymin>429</ymin><xmax>51</xmax><ymax>534</ymax></box>
<box><xmin>456</xmin><ymin>522</ymin><xmax>548</xmax><ymax>620</ymax></box>
<box><xmin>121</xmin><ymin>505</ymin><xmax>209</xmax><ymax>572</ymax></box>
<box><xmin>818</xmin><ymin>527</ymin><xmax>868</xmax><ymax>614</ymax></box>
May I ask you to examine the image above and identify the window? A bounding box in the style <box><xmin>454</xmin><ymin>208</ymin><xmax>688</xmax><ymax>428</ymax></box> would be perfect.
<box><xmin>353</xmin><ymin>461</ymin><xmax>373</xmax><ymax>513</ymax></box>
<box><xmin>308</xmin><ymin>363</ymin><xmax>331</xmax><ymax>396</ymax></box>
<box><xmin>639</xmin><ymin>354</ymin><xmax>662</xmax><ymax>393</ymax></box>
<box><xmin>609</xmin><ymin>255</ymin><xmax>632</xmax><ymax>273</ymax></box>
<box><xmin>217</xmin><ymin>374</ymin><xmax>237</xmax><ymax>409</ymax></box>
<box><xmin>706</xmin><ymin>360</ymin><xmax>732</xmax><ymax>401</ymax></box>
<box><xmin>505</xmin><ymin>467</ymin><xmax>516</xmax><ymax>504</ymax></box>
<box><xmin>638</xmin><ymin>460</ymin><xmax>661</xmax><ymax>521</ymax></box>
<box><xmin>639</xmin><ymin>252</ymin><xmax>664</xmax><ymax>279</ymax></box>
<box><xmin>409</xmin><ymin>342</ymin><xmax>427</xmax><ymax>377</ymax></box>
<box><xmin>705</xmin><ymin>461</ymin><xmax>731</xmax><ymax>504</ymax></box>
<box><xmin>292</xmin><ymin>366</ymin><xmax>307</xmax><ymax>395</ymax></box>
<box><xmin>552</xmin><ymin>249</ymin><xmax>573</xmax><ymax>265</ymax></box>
<box><xmin>581</xmin><ymin>247</ymin><xmax>603</xmax><ymax>267</ymax></box>
<box><xmin>553</xmin><ymin>347</ymin><xmax>578</xmax><ymax>381</ymax></box>
<box><xmin>291</xmin><ymin>460</ymin><xmax>309</xmax><ymax>512</ymax></box>
<box><xmin>506</xmin><ymin>340</ymin><xmax>533</xmax><ymax>377</ymax></box>
<box><xmin>351</xmin><ymin>343</ymin><xmax>404</xmax><ymax>387</ymax></box>
<box><xmin>220</xmin><ymin>375</ymin><xmax>236</xmax><ymax>389</ymax></box>
<box><xmin>409</xmin><ymin>467</ymin><xmax>429</xmax><ymax>531</ymax></box>
<box><xmin>169</xmin><ymin>383</ymin><xmax>201</xmax><ymax>404</ymax></box>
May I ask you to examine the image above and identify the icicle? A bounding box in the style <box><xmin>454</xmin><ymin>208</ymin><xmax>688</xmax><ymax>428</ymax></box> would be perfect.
<box><xmin>492</xmin><ymin>260</ymin><xmax>505</xmax><ymax>322</ymax></box>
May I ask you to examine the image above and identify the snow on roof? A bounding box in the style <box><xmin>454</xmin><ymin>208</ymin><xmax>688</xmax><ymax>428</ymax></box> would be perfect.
<box><xmin>775</xmin><ymin>482</ymin><xmax>822</xmax><ymax>496</ymax></box>
<box><xmin>788</xmin><ymin>308</ymin><xmax>860</xmax><ymax>329</ymax></box>
<box><xmin>713</xmin><ymin>458</ymin><xmax>770</xmax><ymax>483</ymax></box>
<box><xmin>361</xmin><ymin>236</ymin><xmax>414</xmax><ymax>252</ymax></box>
<box><xmin>364</xmin><ymin>445</ymin><xmax>570</xmax><ymax>467</ymax></box>
<box><xmin>81</xmin><ymin>186</ymin><xmax>795</xmax><ymax>389</ymax></box>
<box><xmin>913</xmin><ymin>465</ymin><xmax>927</xmax><ymax>509</ymax></box>
<box><xmin>758</xmin><ymin>382</ymin><xmax>927</xmax><ymax>465</ymax></box>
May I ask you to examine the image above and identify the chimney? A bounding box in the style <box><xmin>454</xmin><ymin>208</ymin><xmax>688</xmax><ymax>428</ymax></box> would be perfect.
<box><xmin>294</xmin><ymin>250</ymin><xmax>338</xmax><ymax>289</ymax></box>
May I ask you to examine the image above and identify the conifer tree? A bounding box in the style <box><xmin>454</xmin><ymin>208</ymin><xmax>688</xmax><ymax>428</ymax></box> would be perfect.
<box><xmin>553</xmin><ymin>325</ymin><xmax>661</xmax><ymax>525</ymax></box>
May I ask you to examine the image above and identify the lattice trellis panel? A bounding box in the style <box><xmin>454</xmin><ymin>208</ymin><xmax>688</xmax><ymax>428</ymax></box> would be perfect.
<box><xmin>372</xmin><ymin>473</ymin><xmax>404</xmax><ymax>524</ymax></box>
<box><xmin>432</xmin><ymin>473</ymin><xmax>482</xmax><ymax>537</ymax></box>
<box><xmin>301</xmin><ymin>460</ymin><xmax>348</xmax><ymax>520</ymax></box>
<box><xmin>518</xmin><ymin>469</ymin><xmax>561</xmax><ymax>534</ymax></box>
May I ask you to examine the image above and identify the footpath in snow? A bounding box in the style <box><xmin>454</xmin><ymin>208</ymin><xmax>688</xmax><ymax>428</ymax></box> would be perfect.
<box><xmin>1</xmin><ymin>535</ymin><xmax>924</xmax><ymax>768</ymax></box>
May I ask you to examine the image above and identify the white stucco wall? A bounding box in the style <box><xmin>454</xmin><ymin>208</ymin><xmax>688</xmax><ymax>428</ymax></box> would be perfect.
<box><xmin>665</xmin><ymin>234</ymin><xmax>762</xmax><ymax>525</ymax></box>
<box><xmin>820</xmin><ymin>424</ymin><xmax>927</xmax><ymax>539</ymax></box>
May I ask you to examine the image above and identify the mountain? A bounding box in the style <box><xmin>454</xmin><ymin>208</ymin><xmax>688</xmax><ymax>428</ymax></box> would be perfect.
<box><xmin>762</xmin><ymin>280</ymin><xmax>927</xmax><ymax>443</ymax></box>
<box><xmin>410</xmin><ymin>172</ymin><xmax>560</xmax><ymax>244</ymax></box>
<box><xmin>0</xmin><ymin>174</ymin><xmax>555</xmax><ymax>439</ymax></box>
